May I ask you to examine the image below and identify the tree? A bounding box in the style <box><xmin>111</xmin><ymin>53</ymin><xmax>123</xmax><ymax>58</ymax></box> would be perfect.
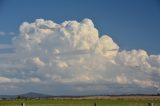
<box><xmin>17</xmin><ymin>95</ymin><xmax>22</xmax><ymax>100</ymax></box>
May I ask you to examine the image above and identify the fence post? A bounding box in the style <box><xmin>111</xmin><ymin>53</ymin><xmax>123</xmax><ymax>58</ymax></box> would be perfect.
<box><xmin>148</xmin><ymin>103</ymin><xmax>153</xmax><ymax>106</ymax></box>
<box><xmin>94</xmin><ymin>102</ymin><xmax>96</xmax><ymax>106</ymax></box>
<box><xmin>21</xmin><ymin>102</ymin><xmax>25</xmax><ymax>106</ymax></box>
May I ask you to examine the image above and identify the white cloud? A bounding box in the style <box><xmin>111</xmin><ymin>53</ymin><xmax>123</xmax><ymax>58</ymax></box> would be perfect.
<box><xmin>116</xmin><ymin>49</ymin><xmax>151</xmax><ymax>69</ymax></box>
<box><xmin>116</xmin><ymin>74</ymin><xmax>128</xmax><ymax>84</ymax></box>
<box><xmin>9</xmin><ymin>32</ymin><xmax>16</xmax><ymax>36</ymax></box>
<box><xmin>0</xmin><ymin>44</ymin><xmax>12</xmax><ymax>49</ymax></box>
<box><xmin>0</xmin><ymin>76</ymin><xmax>12</xmax><ymax>83</ymax></box>
<box><xmin>32</xmin><ymin>57</ymin><xmax>45</xmax><ymax>67</ymax></box>
<box><xmin>0</xmin><ymin>31</ymin><xmax>16</xmax><ymax>36</ymax></box>
<box><xmin>95</xmin><ymin>35</ymin><xmax>119</xmax><ymax>59</ymax></box>
<box><xmin>0</xmin><ymin>31</ymin><xmax>6</xmax><ymax>36</ymax></box>
<box><xmin>56</xmin><ymin>61</ymin><xmax>68</xmax><ymax>69</ymax></box>
<box><xmin>0</xmin><ymin>44</ymin><xmax>13</xmax><ymax>54</ymax></box>
<box><xmin>148</xmin><ymin>55</ymin><xmax>160</xmax><ymax>69</ymax></box>
<box><xmin>0</xmin><ymin>18</ymin><xmax>159</xmax><ymax>95</ymax></box>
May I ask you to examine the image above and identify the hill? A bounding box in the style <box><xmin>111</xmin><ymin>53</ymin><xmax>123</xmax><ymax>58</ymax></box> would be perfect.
<box><xmin>0</xmin><ymin>92</ymin><xmax>51</xmax><ymax>99</ymax></box>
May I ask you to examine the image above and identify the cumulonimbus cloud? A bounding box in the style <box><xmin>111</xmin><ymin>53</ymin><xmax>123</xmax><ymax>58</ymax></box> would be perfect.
<box><xmin>0</xmin><ymin>19</ymin><xmax>159</xmax><ymax>95</ymax></box>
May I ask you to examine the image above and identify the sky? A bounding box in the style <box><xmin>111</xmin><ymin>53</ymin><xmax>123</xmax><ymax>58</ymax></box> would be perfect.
<box><xmin>0</xmin><ymin>0</ymin><xmax>160</xmax><ymax>95</ymax></box>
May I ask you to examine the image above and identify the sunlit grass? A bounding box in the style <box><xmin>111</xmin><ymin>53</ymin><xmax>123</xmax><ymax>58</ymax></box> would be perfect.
<box><xmin>0</xmin><ymin>98</ymin><xmax>160</xmax><ymax>106</ymax></box>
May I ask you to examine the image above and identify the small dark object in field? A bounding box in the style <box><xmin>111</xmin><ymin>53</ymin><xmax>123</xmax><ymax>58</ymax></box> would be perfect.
<box><xmin>94</xmin><ymin>102</ymin><xmax>96</xmax><ymax>106</ymax></box>
<box><xmin>148</xmin><ymin>103</ymin><xmax>153</xmax><ymax>106</ymax></box>
<box><xmin>21</xmin><ymin>102</ymin><xmax>25</xmax><ymax>106</ymax></box>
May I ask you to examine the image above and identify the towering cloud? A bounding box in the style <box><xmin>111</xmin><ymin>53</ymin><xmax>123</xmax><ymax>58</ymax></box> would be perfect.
<box><xmin>0</xmin><ymin>19</ymin><xmax>159</xmax><ymax>95</ymax></box>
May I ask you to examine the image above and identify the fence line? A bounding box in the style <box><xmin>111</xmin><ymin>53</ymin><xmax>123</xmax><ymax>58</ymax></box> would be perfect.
<box><xmin>20</xmin><ymin>102</ymin><xmax>155</xmax><ymax>106</ymax></box>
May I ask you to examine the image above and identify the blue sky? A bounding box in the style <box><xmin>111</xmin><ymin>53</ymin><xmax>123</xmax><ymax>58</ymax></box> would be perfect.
<box><xmin>0</xmin><ymin>0</ymin><xmax>160</xmax><ymax>54</ymax></box>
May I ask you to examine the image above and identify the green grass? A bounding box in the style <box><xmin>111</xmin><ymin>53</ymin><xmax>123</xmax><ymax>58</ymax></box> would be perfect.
<box><xmin>0</xmin><ymin>99</ymin><xmax>160</xmax><ymax>106</ymax></box>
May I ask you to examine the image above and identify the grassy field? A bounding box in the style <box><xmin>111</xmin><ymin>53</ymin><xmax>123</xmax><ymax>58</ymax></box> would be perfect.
<box><xmin>0</xmin><ymin>96</ymin><xmax>160</xmax><ymax>106</ymax></box>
